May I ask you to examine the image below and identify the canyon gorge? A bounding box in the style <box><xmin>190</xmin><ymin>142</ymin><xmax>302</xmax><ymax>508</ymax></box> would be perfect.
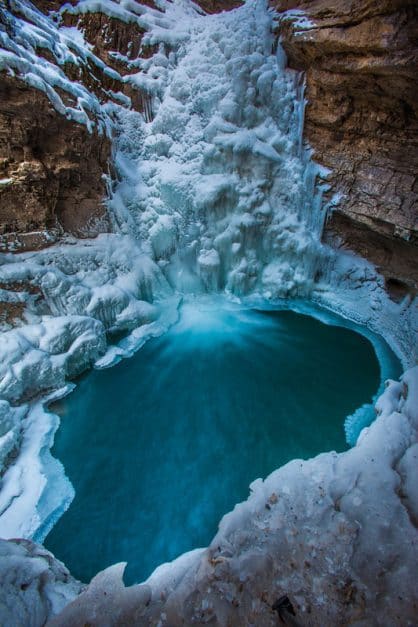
<box><xmin>0</xmin><ymin>0</ymin><xmax>417</xmax><ymax>625</ymax></box>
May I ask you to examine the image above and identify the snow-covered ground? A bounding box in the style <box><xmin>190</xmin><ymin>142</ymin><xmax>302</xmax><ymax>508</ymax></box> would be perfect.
<box><xmin>0</xmin><ymin>0</ymin><xmax>417</xmax><ymax>621</ymax></box>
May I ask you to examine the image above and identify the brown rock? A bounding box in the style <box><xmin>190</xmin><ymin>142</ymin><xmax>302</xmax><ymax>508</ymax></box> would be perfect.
<box><xmin>0</xmin><ymin>301</ymin><xmax>26</xmax><ymax>326</ymax></box>
<box><xmin>60</xmin><ymin>10</ymin><xmax>158</xmax><ymax>112</ymax></box>
<box><xmin>1</xmin><ymin>0</ymin><xmax>246</xmax><ymax>255</ymax></box>
<box><xmin>275</xmin><ymin>0</ymin><xmax>418</xmax><ymax>292</ymax></box>
<box><xmin>32</xmin><ymin>1</ymin><xmax>77</xmax><ymax>12</ymax></box>
<box><xmin>0</xmin><ymin>75</ymin><xmax>110</xmax><ymax>250</ymax></box>
<box><xmin>194</xmin><ymin>0</ymin><xmax>243</xmax><ymax>13</ymax></box>
<box><xmin>33</xmin><ymin>0</ymin><xmax>243</xmax><ymax>16</ymax></box>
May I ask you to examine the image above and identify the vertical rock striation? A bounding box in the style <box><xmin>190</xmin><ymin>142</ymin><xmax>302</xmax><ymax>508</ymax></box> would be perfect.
<box><xmin>0</xmin><ymin>75</ymin><xmax>110</xmax><ymax>250</ymax></box>
<box><xmin>275</xmin><ymin>0</ymin><xmax>418</xmax><ymax>297</ymax></box>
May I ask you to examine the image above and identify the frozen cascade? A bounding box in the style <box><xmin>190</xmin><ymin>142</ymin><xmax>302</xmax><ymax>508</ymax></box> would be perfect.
<box><xmin>0</xmin><ymin>3</ymin><xmax>416</xmax><ymax>614</ymax></box>
<box><xmin>0</xmin><ymin>0</ymin><xmax>337</xmax><ymax>542</ymax></box>
<box><xmin>109</xmin><ymin>0</ymin><xmax>328</xmax><ymax>298</ymax></box>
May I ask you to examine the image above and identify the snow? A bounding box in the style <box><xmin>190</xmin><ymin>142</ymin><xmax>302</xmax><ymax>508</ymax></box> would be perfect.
<box><xmin>0</xmin><ymin>389</ymin><xmax>74</xmax><ymax>542</ymax></box>
<box><xmin>0</xmin><ymin>0</ymin><xmax>417</xmax><ymax>620</ymax></box>
<box><xmin>0</xmin><ymin>537</ymin><xmax>83</xmax><ymax>626</ymax></box>
<box><xmin>314</xmin><ymin>249</ymin><xmax>418</xmax><ymax>369</ymax></box>
<box><xmin>0</xmin><ymin>316</ymin><xmax>106</xmax><ymax>403</ymax></box>
<box><xmin>279</xmin><ymin>9</ymin><xmax>316</xmax><ymax>32</ymax></box>
<box><xmin>0</xmin><ymin>0</ymin><xmax>125</xmax><ymax>132</ymax></box>
<box><xmin>105</xmin><ymin>0</ymin><xmax>329</xmax><ymax>302</ymax></box>
<box><xmin>58</xmin><ymin>26</ymin><xmax>93</xmax><ymax>51</ymax></box>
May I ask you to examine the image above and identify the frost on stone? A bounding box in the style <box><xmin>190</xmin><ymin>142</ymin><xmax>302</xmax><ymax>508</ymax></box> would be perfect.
<box><xmin>0</xmin><ymin>1</ymin><xmax>111</xmax><ymax>132</ymax></box>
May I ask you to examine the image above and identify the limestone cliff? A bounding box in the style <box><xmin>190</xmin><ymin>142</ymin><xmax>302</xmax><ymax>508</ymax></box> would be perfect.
<box><xmin>0</xmin><ymin>74</ymin><xmax>110</xmax><ymax>250</ymax></box>
<box><xmin>0</xmin><ymin>4</ymin><xmax>416</xmax><ymax>625</ymax></box>
<box><xmin>275</xmin><ymin>0</ymin><xmax>418</xmax><ymax>297</ymax></box>
<box><xmin>0</xmin><ymin>0</ymin><xmax>157</xmax><ymax>253</ymax></box>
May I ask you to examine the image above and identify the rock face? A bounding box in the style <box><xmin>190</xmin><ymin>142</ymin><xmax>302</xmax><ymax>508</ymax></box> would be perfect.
<box><xmin>1</xmin><ymin>0</ymin><xmax>417</xmax><ymax>293</ymax></box>
<box><xmin>0</xmin><ymin>0</ymin><xmax>116</xmax><ymax>251</ymax></box>
<box><xmin>0</xmin><ymin>0</ymin><xmax>160</xmax><ymax>252</ymax></box>
<box><xmin>0</xmin><ymin>75</ymin><xmax>110</xmax><ymax>250</ymax></box>
<box><xmin>59</xmin><ymin>10</ymin><xmax>157</xmax><ymax>113</ymax></box>
<box><xmin>194</xmin><ymin>0</ymin><xmax>243</xmax><ymax>12</ymax></box>
<box><xmin>0</xmin><ymin>3</ymin><xmax>416</xmax><ymax>626</ymax></box>
<box><xmin>32</xmin><ymin>1</ymin><xmax>77</xmax><ymax>11</ymax></box>
<box><xmin>276</xmin><ymin>0</ymin><xmax>418</xmax><ymax>296</ymax></box>
<box><xmin>0</xmin><ymin>0</ymin><xmax>243</xmax><ymax>253</ymax></box>
<box><xmin>6</xmin><ymin>0</ymin><xmax>417</xmax><ymax>294</ymax></box>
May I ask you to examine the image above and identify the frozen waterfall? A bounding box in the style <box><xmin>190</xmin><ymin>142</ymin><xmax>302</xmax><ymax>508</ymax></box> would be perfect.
<box><xmin>0</xmin><ymin>0</ymin><xmax>414</xmax><ymax>559</ymax></box>
<box><xmin>109</xmin><ymin>0</ymin><xmax>328</xmax><ymax>299</ymax></box>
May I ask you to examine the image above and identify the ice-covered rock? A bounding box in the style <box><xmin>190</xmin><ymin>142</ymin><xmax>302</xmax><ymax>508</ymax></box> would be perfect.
<box><xmin>0</xmin><ymin>316</ymin><xmax>105</xmax><ymax>403</ymax></box>
<box><xmin>0</xmin><ymin>402</ymin><xmax>25</xmax><ymax>476</ymax></box>
<box><xmin>107</xmin><ymin>0</ymin><xmax>329</xmax><ymax>300</ymax></box>
<box><xmin>47</xmin><ymin>563</ymin><xmax>152</xmax><ymax>626</ymax></box>
<box><xmin>0</xmin><ymin>538</ymin><xmax>83</xmax><ymax>627</ymax></box>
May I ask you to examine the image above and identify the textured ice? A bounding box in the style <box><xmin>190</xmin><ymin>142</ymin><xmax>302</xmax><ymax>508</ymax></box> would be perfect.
<box><xmin>97</xmin><ymin>0</ymin><xmax>331</xmax><ymax>304</ymax></box>
<box><xmin>0</xmin><ymin>537</ymin><xmax>83</xmax><ymax>626</ymax></box>
<box><xmin>0</xmin><ymin>0</ymin><xmax>417</xmax><ymax>619</ymax></box>
<box><xmin>0</xmin><ymin>389</ymin><xmax>75</xmax><ymax>542</ymax></box>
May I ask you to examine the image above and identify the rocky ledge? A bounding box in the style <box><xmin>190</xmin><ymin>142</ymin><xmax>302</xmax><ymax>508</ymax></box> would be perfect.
<box><xmin>276</xmin><ymin>0</ymin><xmax>418</xmax><ymax>298</ymax></box>
<box><xmin>0</xmin><ymin>2</ymin><xmax>417</xmax><ymax>626</ymax></box>
<box><xmin>1</xmin><ymin>0</ymin><xmax>417</xmax><ymax>298</ymax></box>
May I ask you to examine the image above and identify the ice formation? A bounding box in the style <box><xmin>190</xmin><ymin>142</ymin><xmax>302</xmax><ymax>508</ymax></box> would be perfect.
<box><xmin>0</xmin><ymin>0</ymin><xmax>339</xmax><ymax>538</ymax></box>
<box><xmin>0</xmin><ymin>0</ymin><xmax>417</xmax><ymax>622</ymax></box>
<box><xmin>0</xmin><ymin>0</ymin><xmax>114</xmax><ymax>131</ymax></box>
<box><xmin>107</xmin><ymin>0</ymin><xmax>328</xmax><ymax>300</ymax></box>
<box><xmin>0</xmin><ymin>537</ymin><xmax>83</xmax><ymax>625</ymax></box>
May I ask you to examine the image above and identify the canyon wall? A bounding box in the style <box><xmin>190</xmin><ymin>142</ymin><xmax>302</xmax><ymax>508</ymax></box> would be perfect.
<box><xmin>0</xmin><ymin>0</ymin><xmax>242</xmax><ymax>252</ymax></box>
<box><xmin>275</xmin><ymin>0</ymin><xmax>418</xmax><ymax>298</ymax></box>
<box><xmin>0</xmin><ymin>0</ymin><xmax>138</xmax><ymax>252</ymax></box>
<box><xmin>2</xmin><ymin>0</ymin><xmax>416</xmax><ymax>297</ymax></box>
<box><xmin>0</xmin><ymin>4</ymin><xmax>417</xmax><ymax>625</ymax></box>
<box><xmin>0</xmin><ymin>74</ymin><xmax>110</xmax><ymax>250</ymax></box>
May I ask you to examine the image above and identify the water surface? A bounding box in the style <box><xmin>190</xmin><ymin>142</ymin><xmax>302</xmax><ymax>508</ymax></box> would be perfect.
<box><xmin>45</xmin><ymin>302</ymin><xmax>390</xmax><ymax>584</ymax></box>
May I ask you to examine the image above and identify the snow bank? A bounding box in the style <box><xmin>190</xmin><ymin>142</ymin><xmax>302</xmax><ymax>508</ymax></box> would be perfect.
<box><xmin>0</xmin><ymin>537</ymin><xmax>83</xmax><ymax>626</ymax></box>
<box><xmin>0</xmin><ymin>390</ymin><xmax>75</xmax><ymax>542</ymax></box>
<box><xmin>0</xmin><ymin>316</ymin><xmax>105</xmax><ymax>403</ymax></box>
<box><xmin>0</xmin><ymin>234</ymin><xmax>179</xmax><ymax>539</ymax></box>
<box><xmin>315</xmin><ymin>250</ymin><xmax>418</xmax><ymax>369</ymax></box>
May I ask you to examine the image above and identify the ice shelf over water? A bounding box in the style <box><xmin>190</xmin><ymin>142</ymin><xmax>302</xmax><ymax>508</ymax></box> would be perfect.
<box><xmin>0</xmin><ymin>0</ymin><xmax>417</xmax><ymax>623</ymax></box>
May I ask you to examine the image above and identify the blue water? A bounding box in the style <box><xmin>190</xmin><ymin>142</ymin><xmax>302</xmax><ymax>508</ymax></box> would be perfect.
<box><xmin>44</xmin><ymin>302</ymin><xmax>399</xmax><ymax>584</ymax></box>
